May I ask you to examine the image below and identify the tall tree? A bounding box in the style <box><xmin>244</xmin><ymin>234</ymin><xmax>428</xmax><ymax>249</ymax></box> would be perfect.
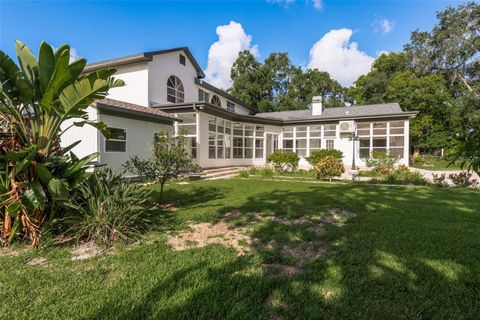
<box><xmin>404</xmin><ymin>1</ymin><xmax>480</xmax><ymax>92</ymax></box>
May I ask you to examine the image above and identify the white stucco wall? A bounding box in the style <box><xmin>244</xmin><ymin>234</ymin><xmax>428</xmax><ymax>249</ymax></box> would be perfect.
<box><xmin>59</xmin><ymin>106</ymin><xmax>99</xmax><ymax>161</ymax></box>
<box><xmin>108</xmin><ymin>62</ymin><xmax>149</xmax><ymax>106</ymax></box>
<box><xmin>98</xmin><ymin>114</ymin><xmax>172</xmax><ymax>173</ymax></box>
<box><xmin>148</xmin><ymin>51</ymin><xmax>198</xmax><ymax>104</ymax></box>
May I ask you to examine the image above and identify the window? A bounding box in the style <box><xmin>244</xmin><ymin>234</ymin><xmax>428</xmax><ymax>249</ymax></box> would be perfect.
<box><xmin>325</xmin><ymin>139</ymin><xmax>334</xmax><ymax>150</ymax></box>
<box><xmin>324</xmin><ymin>124</ymin><xmax>337</xmax><ymax>137</ymax></box>
<box><xmin>176</xmin><ymin>113</ymin><xmax>197</xmax><ymax>159</ymax></box>
<box><xmin>295</xmin><ymin>126</ymin><xmax>307</xmax><ymax>157</ymax></box>
<box><xmin>167</xmin><ymin>75</ymin><xmax>184</xmax><ymax>103</ymax></box>
<box><xmin>211</xmin><ymin>95</ymin><xmax>221</xmax><ymax>107</ymax></box>
<box><xmin>198</xmin><ymin>89</ymin><xmax>209</xmax><ymax>102</ymax></box>
<box><xmin>105</xmin><ymin>127</ymin><xmax>126</xmax><ymax>152</ymax></box>
<box><xmin>179</xmin><ymin>54</ymin><xmax>186</xmax><ymax>66</ymax></box>
<box><xmin>309</xmin><ymin>125</ymin><xmax>322</xmax><ymax>153</ymax></box>
<box><xmin>227</xmin><ymin>101</ymin><xmax>235</xmax><ymax>112</ymax></box>
<box><xmin>356</xmin><ymin>121</ymin><xmax>405</xmax><ymax>159</ymax></box>
<box><xmin>282</xmin><ymin>127</ymin><xmax>294</xmax><ymax>152</ymax></box>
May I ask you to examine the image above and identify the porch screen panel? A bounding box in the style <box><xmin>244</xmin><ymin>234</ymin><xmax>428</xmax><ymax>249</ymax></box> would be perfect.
<box><xmin>255</xmin><ymin>125</ymin><xmax>264</xmax><ymax>158</ymax></box>
<box><xmin>309</xmin><ymin>125</ymin><xmax>322</xmax><ymax>153</ymax></box>
<box><xmin>282</xmin><ymin>127</ymin><xmax>293</xmax><ymax>151</ymax></box>
<box><xmin>295</xmin><ymin>126</ymin><xmax>307</xmax><ymax>157</ymax></box>
<box><xmin>233</xmin><ymin>122</ymin><xmax>243</xmax><ymax>159</ymax></box>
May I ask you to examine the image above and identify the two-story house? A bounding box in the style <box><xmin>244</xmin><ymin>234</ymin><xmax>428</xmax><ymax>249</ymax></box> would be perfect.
<box><xmin>61</xmin><ymin>47</ymin><xmax>416</xmax><ymax>172</ymax></box>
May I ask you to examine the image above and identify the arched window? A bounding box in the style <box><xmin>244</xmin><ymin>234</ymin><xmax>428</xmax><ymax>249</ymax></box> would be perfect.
<box><xmin>167</xmin><ymin>76</ymin><xmax>184</xmax><ymax>103</ymax></box>
<box><xmin>211</xmin><ymin>95</ymin><xmax>221</xmax><ymax>107</ymax></box>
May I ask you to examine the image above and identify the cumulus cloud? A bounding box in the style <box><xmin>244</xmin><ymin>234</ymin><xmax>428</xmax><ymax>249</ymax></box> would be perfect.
<box><xmin>205</xmin><ymin>21</ymin><xmax>259</xmax><ymax>89</ymax></box>
<box><xmin>267</xmin><ymin>0</ymin><xmax>323</xmax><ymax>11</ymax></box>
<box><xmin>373</xmin><ymin>18</ymin><xmax>395</xmax><ymax>35</ymax></box>
<box><xmin>51</xmin><ymin>45</ymin><xmax>81</xmax><ymax>62</ymax></box>
<box><xmin>308</xmin><ymin>28</ymin><xmax>375</xmax><ymax>87</ymax></box>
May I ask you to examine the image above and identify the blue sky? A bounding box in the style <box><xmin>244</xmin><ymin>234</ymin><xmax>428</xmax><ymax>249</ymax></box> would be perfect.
<box><xmin>0</xmin><ymin>0</ymin><xmax>464</xmax><ymax>87</ymax></box>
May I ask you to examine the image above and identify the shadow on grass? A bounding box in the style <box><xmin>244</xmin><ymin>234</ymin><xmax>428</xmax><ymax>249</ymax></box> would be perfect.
<box><xmin>90</xmin><ymin>182</ymin><xmax>480</xmax><ymax>319</ymax></box>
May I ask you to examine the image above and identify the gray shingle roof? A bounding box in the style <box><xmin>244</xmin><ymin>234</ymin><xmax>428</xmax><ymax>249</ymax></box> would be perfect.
<box><xmin>95</xmin><ymin>98</ymin><xmax>178</xmax><ymax>123</ymax></box>
<box><xmin>255</xmin><ymin>103</ymin><xmax>406</xmax><ymax>121</ymax></box>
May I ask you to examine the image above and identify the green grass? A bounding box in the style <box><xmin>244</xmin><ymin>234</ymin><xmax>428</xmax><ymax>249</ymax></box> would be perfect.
<box><xmin>1</xmin><ymin>179</ymin><xmax>480</xmax><ymax>319</ymax></box>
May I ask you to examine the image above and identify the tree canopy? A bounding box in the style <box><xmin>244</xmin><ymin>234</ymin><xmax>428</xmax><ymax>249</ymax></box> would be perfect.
<box><xmin>229</xmin><ymin>50</ymin><xmax>345</xmax><ymax>112</ymax></box>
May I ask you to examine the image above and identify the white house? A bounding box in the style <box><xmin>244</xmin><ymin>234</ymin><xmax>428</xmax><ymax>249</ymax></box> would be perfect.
<box><xmin>61</xmin><ymin>47</ymin><xmax>416</xmax><ymax>172</ymax></box>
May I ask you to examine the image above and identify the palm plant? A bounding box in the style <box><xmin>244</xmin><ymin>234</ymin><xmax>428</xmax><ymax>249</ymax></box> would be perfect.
<box><xmin>0</xmin><ymin>41</ymin><xmax>124</xmax><ymax>246</ymax></box>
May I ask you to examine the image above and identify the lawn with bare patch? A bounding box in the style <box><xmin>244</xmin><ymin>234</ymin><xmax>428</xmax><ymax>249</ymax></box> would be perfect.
<box><xmin>1</xmin><ymin>178</ymin><xmax>479</xmax><ymax>319</ymax></box>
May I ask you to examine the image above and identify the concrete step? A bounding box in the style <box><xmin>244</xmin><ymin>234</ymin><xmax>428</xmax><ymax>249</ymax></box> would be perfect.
<box><xmin>200</xmin><ymin>166</ymin><xmax>251</xmax><ymax>180</ymax></box>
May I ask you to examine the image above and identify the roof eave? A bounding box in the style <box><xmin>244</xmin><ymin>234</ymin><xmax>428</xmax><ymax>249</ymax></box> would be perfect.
<box><xmin>96</xmin><ymin>102</ymin><xmax>179</xmax><ymax>124</ymax></box>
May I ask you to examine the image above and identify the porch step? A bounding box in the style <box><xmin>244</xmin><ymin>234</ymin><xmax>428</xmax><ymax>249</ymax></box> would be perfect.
<box><xmin>199</xmin><ymin>166</ymin><xmax>251</xmax><ymax>180</ymax></box>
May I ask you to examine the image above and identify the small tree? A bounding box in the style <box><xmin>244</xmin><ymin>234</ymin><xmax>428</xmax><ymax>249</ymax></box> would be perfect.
<box><xmin>314</xmin><ymin>156</ymin><xmax>345</xmax><ymax>181</ymax></box>
<box><xmin>123</xmin><ymin>130</ymin><xmax>198</xmax><ymax>202</ymax></box>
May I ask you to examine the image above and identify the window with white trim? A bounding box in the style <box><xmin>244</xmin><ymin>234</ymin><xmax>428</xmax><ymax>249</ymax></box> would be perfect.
<box><xmin>198</xmin><ymin>89</ymin><xmax>209</xmax><ymax>102</ymax></box>
<box><xmin>356</xmin><ymin>121</ymin><xmax>405</xmax><ymax>159</ymax></box>
<box><xmin>295</xmin><ymin>126</ymin><xmax>307</xmax><ymax>157</ymax></box>
<box><xmin>105</xmin><ymin>127</ymin><xmax>126</xmax><ymax>152</ymax></box>
<box><xmin>309</xmin><ymin>125</ymin><xmax>322</xmax><ymax>153</ymax></box>
<box><xmin>325</xmin><ymin>139</ymin><xmax>335</xmax><ymax>150</ymax></box>
<box><xmin>282</xmin><ymin>127</ymin><xmax>294</xmax><ymax>152</ymax></box>
<box><xmin>167</xmin><ymin>75</ymin><xmax>184</xmax><ymax>103</ymax></box>
<box><xmin>211</xmin><ymin>95</ymin><xmax>221</xmax><ymax>107</ymax></box>
<box><xmin>227</xmin><ymin>101</ymin><xmax>235</xmax><ymax>112</ymax></box>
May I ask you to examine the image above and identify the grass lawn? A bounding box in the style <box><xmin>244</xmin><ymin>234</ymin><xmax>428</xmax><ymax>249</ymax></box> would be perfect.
<box><xmin>1</xmin><ymin>178</ymin><xmax>479</xmax><ymax>319</ymax></box>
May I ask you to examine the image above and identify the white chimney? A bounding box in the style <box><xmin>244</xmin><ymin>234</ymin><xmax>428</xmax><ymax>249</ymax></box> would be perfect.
<box><xmin>312</xmin><ymin>96</ymin><xmax>323</xmax><ymax>115</ymax></box>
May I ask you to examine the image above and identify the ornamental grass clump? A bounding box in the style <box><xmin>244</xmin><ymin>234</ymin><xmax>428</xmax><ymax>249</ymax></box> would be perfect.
<box><xmin>314</xmin><ymin>156</ymin><xmax>345</xmax><ymax>181</ymax></box>
<box><xmin>67</xmin><ymin>170</ymin><xmax>154</xmax><ymax>245</ymax></box>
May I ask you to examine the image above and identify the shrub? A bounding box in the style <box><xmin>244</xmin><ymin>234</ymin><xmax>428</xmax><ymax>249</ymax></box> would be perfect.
<box><xmin>432</xmin><ymin>173</ymin><xmax>449</xmax><ymax>187</ymax></box>
<box><xmin>237</xmin><ymin>169</ymin><xmax>250</xmax><ymax>178</ymax></box>
<box><xmin>383</xmin><ymin>167</ymin><xmax>428</xmax><ymax>185</ymax></box>
<box><xmin>314</xmin><ymin>156</ymin><xmax>345</xmax><ymax>181</ymax></box>
<box><xmin>365</xmin><ymin>151</ymin><xmax>399</xmax><ymax>175</ymax></box>
<box><xmin>306</xmin><ymin>150</ymin><xmax>343</xmax><ymax>167</ymax></box>
<box><xmin>267</xmin><ymin>151</ymin><xmax>300</xmax><ymax>173</ymax></box>
<box><xmin>68</xmin><ymin>170</ymin><xmax>153</xmax><ymax>245</ymax></box>
<box><xmin>248</xmin><ymin>167</ymin><xmax>274</xmax><ymax>177</ymax></box>
<box><xmin>123</xmin><ymin>130</ymin><xmax>199</xmax><ymax>202</ymax></box>
<box><xmin>448</xmin><ymin>172</ymin><xmax>478</xmax><ymax>188</ymax></box>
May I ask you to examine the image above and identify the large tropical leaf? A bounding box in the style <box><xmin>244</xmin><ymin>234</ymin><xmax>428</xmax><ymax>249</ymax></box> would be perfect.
<box><xmin>38</xmin><ymin>42</ymin><xmax>56</xmax><ymax>94</ymax></box>
<box><xmin>0</xmin><ymin>50</ymin><xmax>34</xmax><ymax>103</ymax></box>
<box><xmin>15</xmin><ymin>41</ymin><xmax>38</xmax><ymax>86</ymax></box>
<box><xmin>47</xmin><ymin>178</ymin><xmax>69</xmax><ymax>202</ymax></box>
<box><xmin>40</xmin><ymin>45</ymin><xmax>71</xmax><ymax>112</ymax></box>
<box><xmin>22</xmin><ymin>181</ymin><xmax>46</xmax><ymax>210</ymax></box>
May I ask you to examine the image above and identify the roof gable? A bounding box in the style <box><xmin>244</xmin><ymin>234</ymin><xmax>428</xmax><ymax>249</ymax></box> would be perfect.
<box><xmin>84</xmin><ymin>47</ymin><xmax>205</xmax><ymax>78</ymax></box>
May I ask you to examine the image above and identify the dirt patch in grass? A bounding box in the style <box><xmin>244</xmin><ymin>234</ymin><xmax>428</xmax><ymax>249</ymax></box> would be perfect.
<box><xmin>26</xmin><ymin>257</ymin><xmax>48</xmax><ymax>265</ymax></box>
<box><xmin>261</xmin><ymin>263</ymin><xmax>301</xmax><ymax>276</ymax></box>
<box><xmin>161</xmin><ymin>202</ymin><xmax>178</xmax><ymax>212</ymax></box>
<box><xmin>168</xmin><ymin>221</ymin><xmax>252</xmax><ymax>255</ymax></box>
<box><xmin>71</xmin><ymin>243</ymin><xmax>105</xmax><ymax>261</ymax></box>
<box><xmin>0</xmin><ymin>247</ymin><xmax>29</xmax><ymax>257</ymax></box>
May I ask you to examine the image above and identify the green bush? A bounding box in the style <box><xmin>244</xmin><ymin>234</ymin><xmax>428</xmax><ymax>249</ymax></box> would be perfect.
<box><xmin>314</xmin><ymin>156</ymin><xmax>345</xmax><ymax>181</ymax></box>
<box><xmin>237</xmin><ymin>169</ymin><xmax>250</xmax><ymax>178</ymax></box>
<box><xmin>365</xmin><ymin>151</ymin><xmax>399</xmax><ymax>175</ymax></box>
<box><xmin>248</xmin><ymin>167</ymin><xmax>274</xmax><ymax>177</ymax></box>
<box><xmin>306</xmin><ymin>149</ymin><xmax>343</xmax><ymax>167</ymax></box>
<box><xmin>382</xmin><ymin>166</ymin><xmax>428</xmax><ymax>185</ymax></box>
<box><xmin>68</xmin><ymin>170</ymin><xmax>153</xmax><ymax>245</ymax></box>
<box><xmin>267</xmin><ymin>151</ymin><xmax>300</xmax><ymax>172</ymax></box>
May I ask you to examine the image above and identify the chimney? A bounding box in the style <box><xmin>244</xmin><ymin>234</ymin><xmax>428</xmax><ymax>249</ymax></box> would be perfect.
<box><xmin>312</xmin><ymin>96</ymin><xmax>323</xmax><ymax>115</ymax></box>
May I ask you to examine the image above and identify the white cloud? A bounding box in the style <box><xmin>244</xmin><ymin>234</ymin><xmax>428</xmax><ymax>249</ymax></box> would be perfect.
<box><xmin>267</xmin><ymin>0</ymin><xmax>323</xmax><ymax>11</ymax></box>
<box><xmin>204</xmin><ymin>21</ymin><xmax>259</xmax><ymax>89</ymax></box>
<box><xmin>51</xmin><ymin>45</ymin><xmax>80</xmax><ymax>62</ymax></box>
<box><xmin>311</xmin><ymin>0</ymin><xmax>323</xmax><ymax>10</ymax></box>
<box><xmin>373</xmin><ymin>18</ymin><xmax>395</xmax><ymax>35</ymax></box>
<box><xmin>307</xmin><ymin>28</ymin><xmax>375</xmax><ymax>87</ymax></box>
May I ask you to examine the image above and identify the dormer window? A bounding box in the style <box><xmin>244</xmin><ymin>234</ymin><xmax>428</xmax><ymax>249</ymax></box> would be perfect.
<box><xmin>198</xmin><ymin>89</ymin><xmax>209</xmax><ymax>102</ymax></box>
<box><xmin>179</xmin><ymin>54</ymin><xmax>186</xmax><ymax>66</ymax></box>
<box><xmin>167</xmin><ymin>75</ymin><xmax>184</xmax><ymax>103</ymax></box>
<box><xmin>227</xmin><ymin>101</ymin><xmax>235</xmax><ymax>112</ymax></box>
<box><xmin>211</xmin><ymin>95</ymin><xmax>221</xmax><ymax>107</ymax></box>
